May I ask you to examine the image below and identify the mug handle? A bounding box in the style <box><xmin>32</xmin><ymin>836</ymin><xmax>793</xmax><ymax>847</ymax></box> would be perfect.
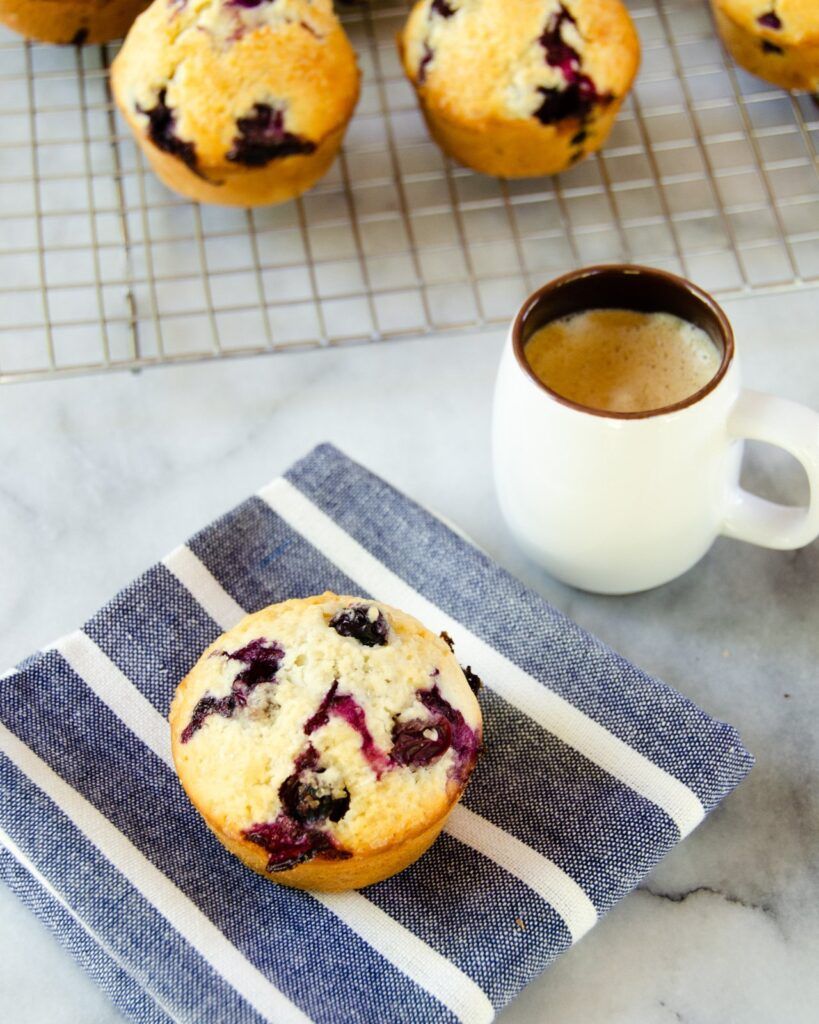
<box><xmin>722</xmin><ymin>389</ymin><xmax>819</xmax><ymax>549</ymax></box>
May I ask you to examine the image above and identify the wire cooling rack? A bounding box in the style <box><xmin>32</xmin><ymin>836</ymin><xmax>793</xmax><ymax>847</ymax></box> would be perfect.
<box><xmin>0</xmin><ymin>0</ymin><xmax>817</xmax><ymax>382</ymax></box>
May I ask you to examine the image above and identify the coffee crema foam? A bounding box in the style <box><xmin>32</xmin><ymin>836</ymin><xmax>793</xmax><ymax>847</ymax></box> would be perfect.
<box><xmin>524</xmin><ymin>308</ymin><xmax>721</xmax><ymax>413</ymax></box>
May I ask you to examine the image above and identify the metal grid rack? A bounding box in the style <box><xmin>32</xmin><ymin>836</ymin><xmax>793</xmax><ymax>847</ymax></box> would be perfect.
<box><xmin>0</xmin><ymin>0</ymin><xmax>817</xmax><ymax>383</ymax></box>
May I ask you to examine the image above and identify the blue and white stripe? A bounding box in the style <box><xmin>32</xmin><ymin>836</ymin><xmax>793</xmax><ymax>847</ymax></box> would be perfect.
<box><xmin>0</xmin><ymin>444</ymin><xmax>753</xmax><ymax>1023</ymax></box>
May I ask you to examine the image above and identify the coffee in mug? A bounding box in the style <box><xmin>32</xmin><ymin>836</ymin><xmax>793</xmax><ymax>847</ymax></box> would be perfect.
<box><xmin>492</xmin><ymin>265</ymin><xmax>819</xmax><ymax>594</ymax></box>
<box><xmin>523</xmin><ymin>309</ymin><xmax>720</xmax><ymax>414</ymax></box>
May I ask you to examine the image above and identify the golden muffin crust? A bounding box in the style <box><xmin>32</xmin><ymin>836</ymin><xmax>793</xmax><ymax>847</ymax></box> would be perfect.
<box><xmin>716</xmin><ymin>0</ymin><xmax>819</xmax><ymax>42</ymax></box>
<box><xmin>0</xmin><ymin>0</ymin><xmax>149</xmax><ymax>44</ymax></box>
<box><xmin>399</xmin><ymin>0</ymin><xmax>640</xmax><ymax>177</ymax></box>
<box><xmin>111</xmin><ymin>0</ymin><xmax>360</xmax><ymax>205</ymax></box>
<box><xmin>711</xmin><ymin>0</ymin><xmax>819</xmax><ymax>90</ymax></box>
<box><xmin>170</xmin><ymin>593</ymin><xmax>483</xmax><ymax>891</ymax></box>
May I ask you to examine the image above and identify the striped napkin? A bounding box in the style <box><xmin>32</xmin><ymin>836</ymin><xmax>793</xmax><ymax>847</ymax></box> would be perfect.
<box><xmin>0</xmin><ymin>444</ymin><xmax>753</xmax><ymax>1024</ymax></box>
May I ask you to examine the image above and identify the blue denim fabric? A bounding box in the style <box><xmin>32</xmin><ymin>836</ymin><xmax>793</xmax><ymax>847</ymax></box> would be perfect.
<box><xmin>0</xmin><ymin>444</ymin><xmax>753</xmax><ymax>1024</ymax></box>
<box><xmin>0</xmin><ymin>848</ymin><xmax>174</xmax><ymax>1024</ymax></box>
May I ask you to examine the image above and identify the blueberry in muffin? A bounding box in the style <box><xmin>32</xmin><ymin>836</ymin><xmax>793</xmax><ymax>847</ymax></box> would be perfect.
<box><xmin>398</xmin><ymin>0</ymin><xmax>640</xmax><ymax>177</ymax></box>
<box><xmin>710</xmin><ymin>0</ymin><xmax>818</xmax><ymax>92</ymax></box>
<box><xmin>170</xmin><ymin>593</ymin><xmax>483</xmax><ymax>891</ymax></box>
<box><xmin>111</xmin><ymin>0</ymin><xmax>360</xmax><ymax>206</ymax></box>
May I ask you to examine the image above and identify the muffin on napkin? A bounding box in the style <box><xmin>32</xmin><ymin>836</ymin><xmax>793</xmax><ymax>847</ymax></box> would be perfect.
<box><xmin>0</xmin><ymin>0</ymin><xmax>149</xmax><ymax>44</ymax></box>
<box><xmin>170</xmin><ymin>592</ymin><xmax>483</xmax><ymax>891</ymax></box>
<box><xmin>111</xmin><ymin>0</ymin><xmax>360</xmax><ymax>206</ymax></box>
<box><xmin>710</xmin><ymin>0</ymin><xmax>819</xmax><ymax>91</ymax></box>
<box><xmin>398</xmin><ymin>0</ymin><xmax>640</xmax><ymax>177</ymax></box>
<box><xmin>0</xmin><ymin>445</ymin><xmax>755</xmax><ymax>1022</ymax></box>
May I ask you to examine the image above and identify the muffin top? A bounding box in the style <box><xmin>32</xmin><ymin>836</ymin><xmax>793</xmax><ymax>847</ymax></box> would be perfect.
<box><xmin>714</xmin><ymin>0</ymin><xmax>819</xmax><ymax>43</ymax></box>
<box><xmin>400</xmin><ymin>0</ymin><xmax>639</xmax><ymax>128</ymax></box>
<box><xmin>112</xmin><ymin>0</ymin><xmax>359</xmax><ymax>172</ymax></box>
<box><xmin>170</xmin><ymin>593</ymin><xmax>483</xmax><ymax>871</ymax></box>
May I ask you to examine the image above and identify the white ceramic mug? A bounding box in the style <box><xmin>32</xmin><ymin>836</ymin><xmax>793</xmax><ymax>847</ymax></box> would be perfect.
<box><xmin>492</xmin><ymin>265</ymin><xmax>819</xmax><ymax>594</ymax></box>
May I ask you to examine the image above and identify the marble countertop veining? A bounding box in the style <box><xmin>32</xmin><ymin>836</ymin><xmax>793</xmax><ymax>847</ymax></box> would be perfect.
<box><xmin>1</xmin><ymin>288</ymin><xmax>818</xmax><ymax>1024</ymax></box>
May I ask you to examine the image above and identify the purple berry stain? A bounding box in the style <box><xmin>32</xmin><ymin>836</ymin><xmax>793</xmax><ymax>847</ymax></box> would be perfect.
<box><xmin>305</xmin><ymin>681</ymin><xmax>391</xmax><ymax>776</ymax></box>
<box><xmin>391</xmin><ymin>717</ymin><xmax>452</xmax><ymax>767</ymax></box>
<box><xmin>462</xmin><ymin>665</ymin><xmax>482</xmax><ymax>694</ymax></box>
<box><xmin>180</xmin><ymin>694</ymin><xmax>237</xmax><ymax>744</ymax></box>
<box><xmin>430</xmin><ymin>0</ymin><xmax>455</xmax><ymax>17</ymax></box>
<box><xmin>227</xmin><ymin>104</ymin><xmax>316</xmax><ymax>167</ymax></box>
<box><xmin>418</xmin><ymin>684</ymin><xmax>480</xmax><ymax>780</ymax></box>
<box><xmin>418</xmin><ymin>42</ymin><xmax>434</xmax><ymax>84</ymax></box>
<box><xmin>329</xmin><ymin>604</ymin><xmax>389</xmax><ymax>647</ymax></box>
<box><xmin>279</xmin><ymin>744</ymin><xmax>350</xmax><ymax>824</ymax></box>
<box><xmin>391</xmin><ymin>678</ymin><xmax>481</xmax><ymax>774</ymax></box>
<box><xmin>438</xmin><ymin>631</ymin><xmax>482</xmax><ymax>694</ymax></box>
<box><xmin>245</xmin><ymin>744</ymin><xmax>351</xmax><ymax>871</ymax></box>
<box><xmin>534</xmin><ymin>4</ymin><xmax>612</xmax><ymax>126</ymax></box>
<box><xmin>138</xmin><ymin>89</ymin><xmax>197</xmax><ymax>169</ymax></box>
<box><xmin>227</xmin><ymin>638</ymin><xmax>285</xmax><ymax>689</ymax></box>
<box><xmin>540</xmin><ymin>3</ymin><xmax>581</xmax><ymax>78</ymax></box>
<box><xmin>417</xmin><ymin>0</ymin><xmax>456</xmax><ymax>83</ymax></box>
<box><xmin>181</xmin><ymin>638</ymin><xmax>284</xmax><ymax>743</ymax></box>
<box><xmin>757</xmin><ymin>11</ymin><xmax>782</xmax><ymax>29</ymax></box>
<box><xmin>244</xmin><ymin>816</ymin><xmax>350</xmax><ymax>872</ymax></box>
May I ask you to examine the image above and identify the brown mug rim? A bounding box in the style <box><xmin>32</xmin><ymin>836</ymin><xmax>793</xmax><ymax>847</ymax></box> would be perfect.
<box><xmin>511</xmin><ymin>264</ymin><xmax>735</xmax><ymax>420</ymax></box>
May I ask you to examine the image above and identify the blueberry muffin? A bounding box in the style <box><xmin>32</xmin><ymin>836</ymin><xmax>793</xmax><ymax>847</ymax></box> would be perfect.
<box><xmin>170</xmin><ymin>594</ymin><xmax>483</xmax><ymax>891</ymax></box>
<box><xmin>0</xmin><ymin>0</ymin><xmax>149</xmax><ymax>44</ymax></box>
<box><xmin>111</xmin><ymin>0</ymin><xmax>360</xmax><ymax>206</ymax></box>
<box><xmin>398</xmin><ymin>0</ymin><xmax>640</xmax><ymax>177</ymax></box>
<box><xmin>710</xmin><ymin>0</ymin><xmax>818</xmax><ymax>91</ymax></box>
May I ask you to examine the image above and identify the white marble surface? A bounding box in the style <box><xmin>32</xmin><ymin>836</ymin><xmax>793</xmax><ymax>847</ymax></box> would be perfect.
<box><xmin>1</xmin><ymin>288</ymin><xmax>818</xmax><ymax>1023</ymax></box>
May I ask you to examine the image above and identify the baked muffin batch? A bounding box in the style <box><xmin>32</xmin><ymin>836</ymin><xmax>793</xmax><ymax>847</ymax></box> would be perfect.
<box><xmin>2</xmin><ymin>4</ymin><xmax>814</xmax><ymax>892</ymax></box>
<box><xmin>2</xmin><ymin>0</ymin><xmax>816</xmax><ymax>204</ymax></box>
<box><xmin>170</xmin><ymin>594</ymin><xmax>483</xmax><ymax>890</ymax></box>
